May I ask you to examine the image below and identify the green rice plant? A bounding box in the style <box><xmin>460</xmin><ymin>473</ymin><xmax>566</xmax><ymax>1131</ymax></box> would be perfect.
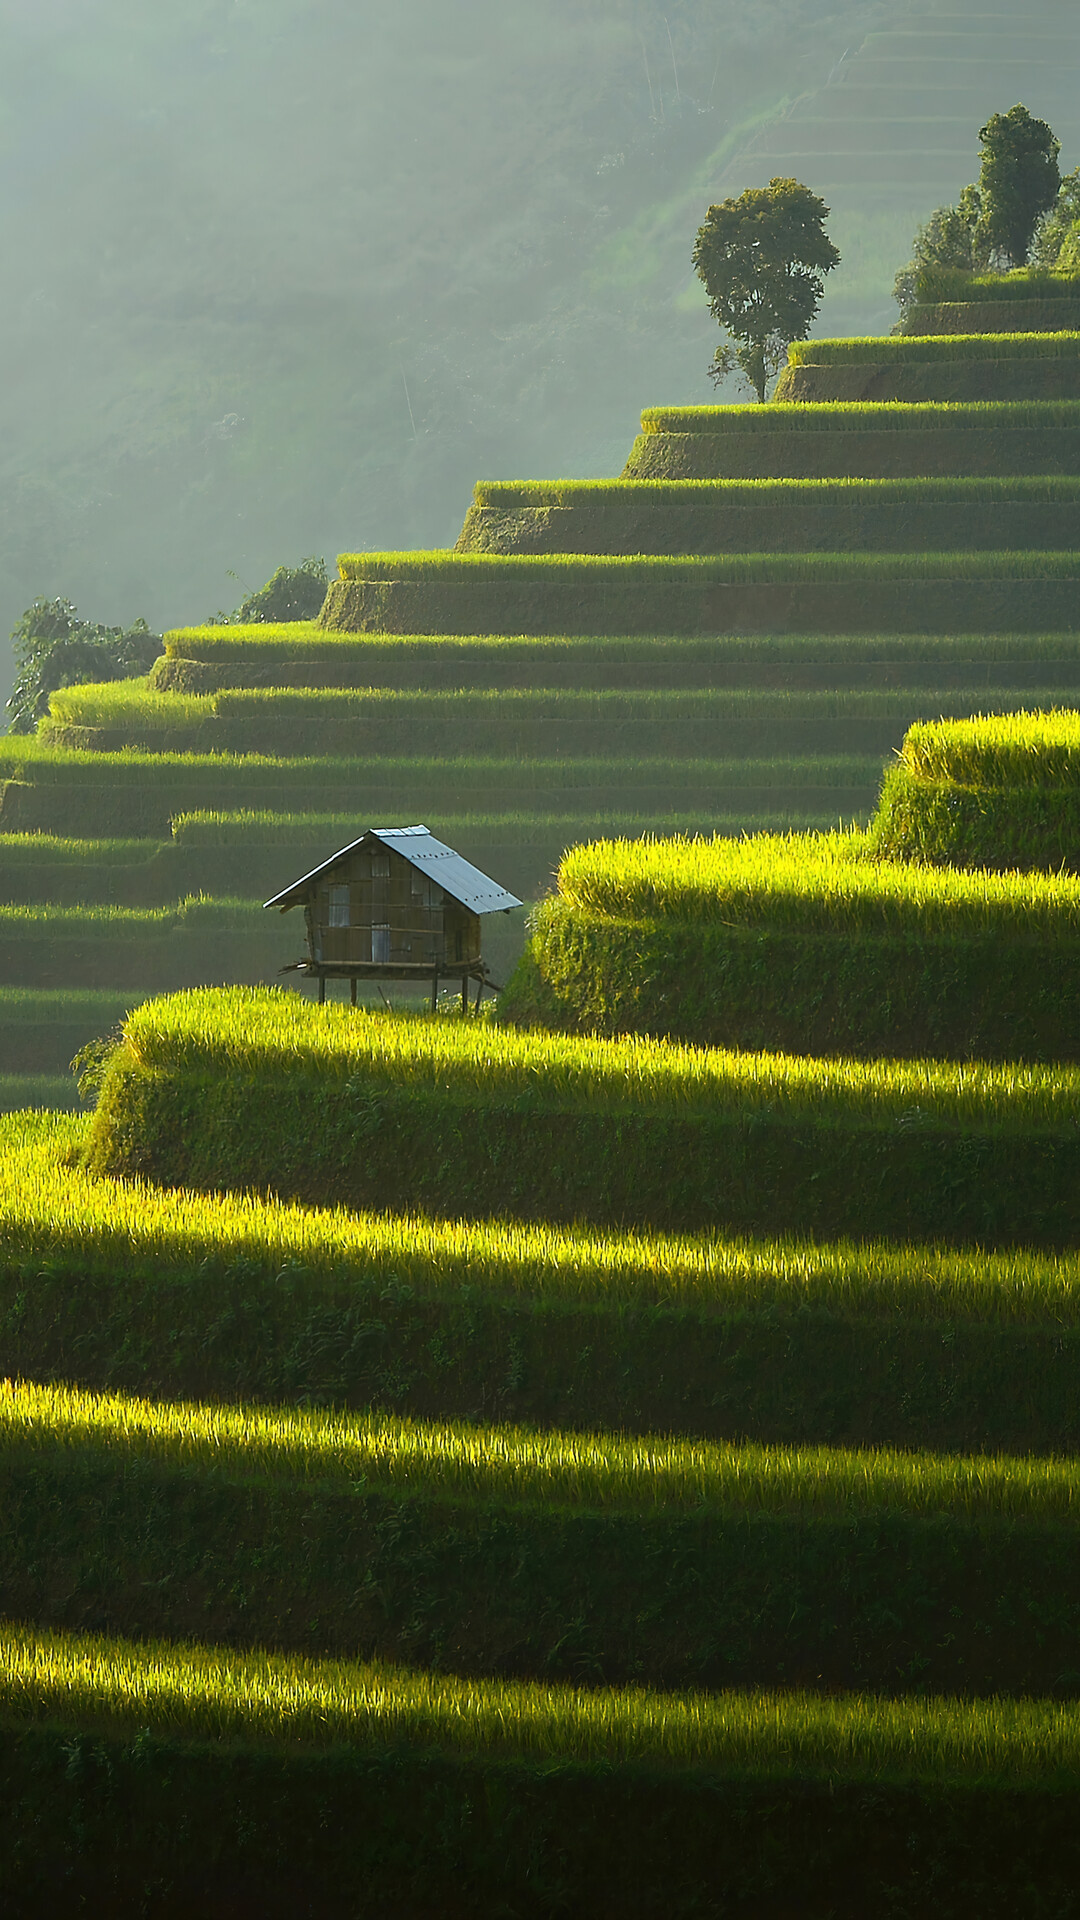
<box><xmin>0</xmin><ymin>737</ymin><xmax>880</xmax><ymax>790</ymax></box>
<box><xmin>552</xmin><ymin>830</ymin><xmax>1080</xmax><ymax>939</ymax></box>
<box><xmin>11</xmin><ymin>1376</ymin><xmax>1080</xmax><ymax>1523</ymax></box>
<box><xmin>1</xmin><ymin>1637</ymin><xmax>1075</xmax><ymax>1915</ymax></box>
<box><xmin>108</xmin><ymin>988</ymin><xmax>1080</xmax><ymax>1133</ymax></box>
<box><xmin>45</xmin><ymin>682</ymin><xmax>213</xmax><ymax>730</ymax></box>
<box><xmin>511</xmin><ymin>884</ymin><xmax>1080</xmax><ymax>1061</ymax></box>
<box><xmin>334</xmin><ymin>551</ymin><xmax>1080</xmax><ymax>584</ymax></box>
<box><xmin>83</xmin><ymin>989</ymin><xmax>1080</xmax><ymax>1244</ymax></box>
<box><xmin>168</xmin><ymin>808</ymin><xmax>853</xmax><ymax>848</ymax></box>
<box><xmin>0</xmin><ymin>834</ymin><xmax>160</xmax><ymax>867</ymax></box>
<box><xmin>10</xmin><ymin>1110</ymin><xmax>1080</xmax><ymax>1455</ymax></box>
<box><xmin>0</xmin><ymin>897</ymin><xmax>263</xmax><ymax>930</ymax></box>
<box><xmin>323</xmin><ymin>553</ymin><xmax>1080</xmax><ymax>639</ymax></box>
<box><xmin>472</xmin><ymin>476</ymin><xmax>1080</xmax><ymax>508</ymax></box>
<box><xmin>871</xmin><ymin>764</ymin><xmax>1080</xmax><ymax>874</ymax></box>
<box><xmin>4</xmin><ymin>1622</ymin><xmax>1080</xmax><ymax>1785</ymax></box>
<box><xmin>900</xmin><ymin>302</ymin><xmax>1080</xmax><ymax>339</ymax></box>
<box><xmin>898</xmin><ymin>710</ymin><xmax>1080</xmax><ymax>787</ymax></box>
<box><xmin>639</xmin><ymin>401</ymin><xmax>1080</xmax><ymax>434</ymax></box>
<box><xmin>787</xmin><ymin>334</ymin><xmax>1080</xmax><ymax>365</ymax></box>
<box><xmin>0</xmin><ymin>1076</ymin><xmax>82</xmax><ymax>1112</ymax></box>
<box><xmin>11</xmin><ymin>1106</ymin><xmax>1080</xmax><ymax>1328</ymax></box>
<box><xmin>915</xmin><ymin>268</ymin><xmax>1080</xmax><ymax>305</ymax></box>
<box><xmin>160</xmin><ymin>625</ymin><xmax>1080</xmax><ymax>670</ymax></box>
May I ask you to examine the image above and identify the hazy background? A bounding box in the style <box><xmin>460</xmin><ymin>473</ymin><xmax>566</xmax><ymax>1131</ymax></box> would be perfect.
<box><xmin>2</xmin><ymin>0</ymin><xmax>1078</xmax><ymax>696</ymax></box>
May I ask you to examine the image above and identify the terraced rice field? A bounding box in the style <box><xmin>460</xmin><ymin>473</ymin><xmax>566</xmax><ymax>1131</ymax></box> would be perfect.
<box><xmin>9</xmin><ymin>267</ymin><xmax>1080</xmax><ymax>1906</ymax></box>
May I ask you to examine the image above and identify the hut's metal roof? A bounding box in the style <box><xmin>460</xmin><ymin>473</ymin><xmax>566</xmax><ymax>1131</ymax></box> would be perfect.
<box><xmin>264</xmin><ymin>825</ymin><xmax>522</xmax><ymax>915</ymax></box>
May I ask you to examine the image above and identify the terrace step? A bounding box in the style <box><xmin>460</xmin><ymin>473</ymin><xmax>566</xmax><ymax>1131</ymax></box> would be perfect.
<box><xmin>456</xmin><ymin>482</ymin><xmax>1080</xmax><ymax>557</ymax></box>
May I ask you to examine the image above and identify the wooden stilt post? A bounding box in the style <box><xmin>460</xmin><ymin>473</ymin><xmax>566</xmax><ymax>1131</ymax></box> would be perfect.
<box><xmin>431</xmin><ymin>969</ymin><xmax>439</xmax><ymax>1012</ymax></box>
<box><xmin>350</xmin><ymin>975</ymin><xmax>357</xmax><ymax>1007</ymax></box>
<box><xmin>461</xmin><ymin>973</ymin><xmax>468</xmax><ymax>1013</ymax></box>
<box><xmin>319</xmin><ymin>973</ymin><xmax>326</xmax><ymax>1006</ymax></box>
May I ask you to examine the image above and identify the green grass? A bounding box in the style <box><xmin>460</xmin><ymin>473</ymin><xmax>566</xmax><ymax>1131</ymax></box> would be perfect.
<box><xmin>788</xmin><ymin>334</ymin><xmax>1080</xmax><ymax>365</ymax></box>
<box><xmin>472</xmin><ymin>476</ymin><xmax>1080</xmax><ymax>507</ymax></box>
<box><xmin>510</xmin><ymin>836</ymin><xmax>1080</xmax><ymax>1061</ymax></box>
<box><xmin>9</xmin><ymin>1107</ymin><xmax>1080</xmax><ymax>1329</ymax></box>
<box><xmin>639</xmin><ymin>401</ymin><xmax>1080</xmax><ymax>434</ymax></box>
<box><xmin>83</xmin><ymin>989</ymin><xmax>1080</xmax><ymax>1245</ymax></box>
<box><xmin>12</xmin><ymin>1108</ymin><xmax>1080</xmax><ymax>1456</ymax></box>
<box><xmin>898</xmin><ymin>710</ymin><xmax>1080</xmax><ymax>788</ymax></box>
<box><xmin>335</xmin><ymin>551</ymin><xmax>1080</xmax><ymax>584</ymax></box>
<box><xmin>105</xmin><ymin>988</ymin><xmax>1080</xmax><ymax>1132</ymax></box>
<box><xmin>6</xmin><ymin>1621</ymin><xmax>1080</xmax><ymax>1785</ymax></box>
<box><xmin>0</xmin><ymin>833</ymin><xmax>160</xmax><ymax>867</ymax></box>
<box><xmin>553</xmin><ymin>830</ymin><xmax>1080</xmax><ymax>939</ymax></box>
<box><xmin>0</xmin><ymin>1076</ymin><xmax>82</xmax><ymax>1112</ymax></box>
<box><xmin>915</xmin><ymin>268</ymin><xmax>1080</xmax><ymax>305</ymax></box>
<box><xmin>168</xmin><ymin>808</ymin><xmax>847</xmax><ymax>848</ymax></box>
<box><xmin>159</xmin><ymin>626</ymin><xmax>1080</xmax><ymax>670</ymax></box>
<box><xmin>12</xmin><ymin>1376</ymin><xmax>1080</xmax><ymax>1524</ymax></box>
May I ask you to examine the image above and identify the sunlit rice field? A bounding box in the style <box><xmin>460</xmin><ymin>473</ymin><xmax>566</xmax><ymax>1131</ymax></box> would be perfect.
<box><xmin>108</xmin><ymin>986</ymin><xmax>1080</xmax><ymax>1133</ymax></box>
<box><xmin>640</xmin><ymin>400</ymin><xmax>1080</xmax><ymax>434</ymax></box>
<box><xmin>899</xmin><ymin>710</ymin><xmax>1080</xmax><ymax>786</ymax></box>
<box><xmin>553</xmin><ymin>829</ymin><xmax>1080</xmax><ymax>938</ymax></box>
<box><xmin>4</xmin><ymin>1623</ymin><xmax>1080</xmax><ymax>1782</ymax></box>
<box><xmin>9</xmin><ymin>1376</ymin><xmax>1080</xmax><ymax>1522</ymax></box>
<box><xmin>7</xmin><ymin>1108</ymin><xmax>1080</xmax><ymax>1325</ymax></box>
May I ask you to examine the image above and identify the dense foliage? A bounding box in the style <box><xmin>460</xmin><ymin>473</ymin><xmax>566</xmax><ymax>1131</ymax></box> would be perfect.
<box><xmin>692</xmin><ymin>177</ymin><xmax>840</xmax><ymax>401</ymax></box>
<box><xmin>4</xmin><ymin>599</ymin><xmax>160</xmax><ymax>736</ymax></box>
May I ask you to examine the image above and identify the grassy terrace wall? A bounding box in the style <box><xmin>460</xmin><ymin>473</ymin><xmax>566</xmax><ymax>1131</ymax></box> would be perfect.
<box><xmin>624</xmin><ymin>402</ymin><xmax>1080</xmax><ymax>480</ymax></box>
<box><xmin>901</xmin><ymin>301</ymin><xmax>1080</xmax><ymax>336</ymax></box>
<box><xmin>15</xmin><ymin>1104</ymin><xmax>1080</xmax><ymax>1453</ymax></box>
<box><xmin>85</xmin><ymin>989</ymin><xmax>1080</xmax><ymax>1247</ymax></box>
<box><xmin>506</xmin><ymin>831</ymin><xmax>1080</xmax><ymax>1062</ymax></box>
<box><xmin>874</xmin><ymin>712</ymin><xmax>1080</xmax><ymax>872</ymax></box>
<box><xmin>157</xmin><ymin>624</ymin><xmax>1080</xmax><ymax>694</ymax></box>
<box><xmin>42</xmin><ymin>680</ymin><xmax>1072</xmax><ymax>761</ymax></box>
<box><xmin>773</xmin><ymin>335</ymin><xmax>1080</xmax><ymax>404</ymax></box>
<box><xmin>3</xmin><ymin>1629</ymin><xmax>1079</xmax><ymax>1919</ymax></box>
<box><xmin>12</xmin><ymin>1107</ymin><xmax>1080</xmax><ymax>1455</ymax></box>
<box><xmin>0</xmin><ymin>900</ymin><xmax>298</xmax><ymax>989</ymax></box>
<box><xmin>320</xmin><ymin>552</ymin><xmax>1080</xmax><ymax>638</ymax></box>
<box><xmin>0</xmin><ymin>741</ymin><xmax>882</xmax><ymax>837</ymax></box>
<box><xmin>456</xmin><ymin>476</ymin><xmax>1080</xmax><ymax>558</ymax></box>
<box><xmin>6</xmin><ymin>1376</ymin><xmax>1080</xmax><ymax>1698</ymax></box>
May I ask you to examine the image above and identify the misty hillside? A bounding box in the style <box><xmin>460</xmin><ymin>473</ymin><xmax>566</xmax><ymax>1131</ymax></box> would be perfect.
<box><xmin>2</xmin><ymin>0</ymin><xmax>1078</xmax><ymax>692</ymax></box>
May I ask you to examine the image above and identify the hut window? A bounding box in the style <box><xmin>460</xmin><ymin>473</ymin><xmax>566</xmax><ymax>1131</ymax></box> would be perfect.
<box><xmin>371</xmin><ymin>853</ymin><xmax>390</xmax><ymax>879</ymax></box>
<box><xmin>454</xmin><ymin>930</ymin><xmax>464</xmax><ymax>961</ymax></box>
<box><xmin>372</xmin><ymin>924</ymin><xmax>391</xmax><ymax>964</ymax></box>
<box><xmin>328</xmin><ymin>885</ymin><xmax>350</xmax><ymax>928</ymax></box>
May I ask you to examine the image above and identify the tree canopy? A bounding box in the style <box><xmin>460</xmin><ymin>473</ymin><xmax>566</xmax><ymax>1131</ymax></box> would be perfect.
<box><xmin>4</xmin><ymin>600</ymin><xmax>161</xmax><ymax>736</ymax></box>
<box><xmin>977</xmin><ymin>104</ymin><xmax>1061</xmax><ymax>269</ymax></box>
<box><xmin>692</xmin><ymin>177</ymin><xmax>840</xmax><ymax>402</ymax></box>
<box><xmin>894</xmin><ymin>105</ymin><xmax>1064</xmax><ymax>312</ymax></box>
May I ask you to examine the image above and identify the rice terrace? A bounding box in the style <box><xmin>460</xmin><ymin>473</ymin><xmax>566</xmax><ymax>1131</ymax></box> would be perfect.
<box><xmin>8</xmin><ymin>3</ymin><xmax>1080</xmax><ymax>1913</ymax></box>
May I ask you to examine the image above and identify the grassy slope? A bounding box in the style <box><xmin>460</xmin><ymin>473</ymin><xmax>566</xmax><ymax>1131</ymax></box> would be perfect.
<box><xmin>81</xmin><ymin>989</ymin><xmax>1080</xmax><ymax>1244</ymax></box>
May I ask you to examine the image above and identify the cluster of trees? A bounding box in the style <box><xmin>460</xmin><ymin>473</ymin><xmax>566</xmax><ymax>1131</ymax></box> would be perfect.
<box><xmin>894</xmin><ymin>105</ymin><xmax>1072</xmax><ymax>313</ymax></box>
<box><xmin>693</xmin><ymin>105</ymin><xmax>1076</xmax><ymax>394</ymax></box>
<box><xmin>4</xmin><ymin>558</ymin><xmax>328</xmax><ymax>735</ymax></box>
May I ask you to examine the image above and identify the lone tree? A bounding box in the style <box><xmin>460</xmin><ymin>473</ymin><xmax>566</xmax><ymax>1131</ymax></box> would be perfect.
<box><xmin>976</xmin><ymin>104</ymin><xmax>1060</xmax><ymax>269</ymax></box>
<box><xmin>693</xmin><ymin>177</ymin><xmax>840</xmax><ymax>402</ymax></box>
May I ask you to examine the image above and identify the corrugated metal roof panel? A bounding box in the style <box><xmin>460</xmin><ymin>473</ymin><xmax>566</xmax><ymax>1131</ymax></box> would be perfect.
<box><xmin>264</xmin><ymin>825</ymin><xmax>522</xmax><ymax>915</ymax></box>
<box><xmin>371</xmin><ymin>826</ymin><xmax>522</xmax><ymax>913</ymax></box>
